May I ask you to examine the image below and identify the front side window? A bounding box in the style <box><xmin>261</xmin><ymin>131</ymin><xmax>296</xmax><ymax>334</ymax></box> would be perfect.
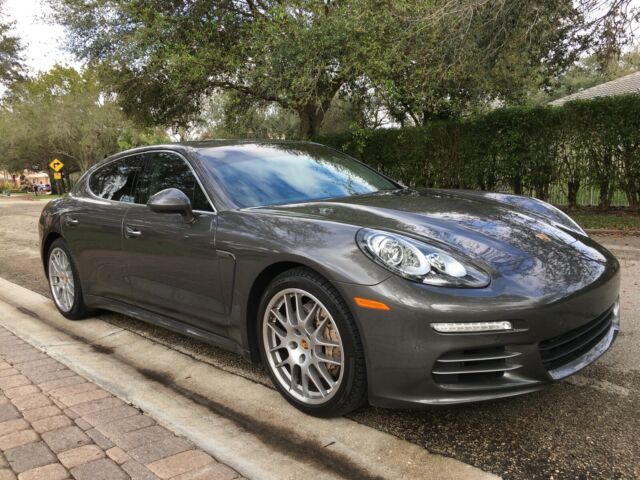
<box><xmin>135</xmin><ymin>152</ymin><xmax>213</xmax><ymax>212</ymax></box>
<box><xmin>89</xmin><ymin>156</ymin><xmax>143</xmax><ymax>203</ymax></box>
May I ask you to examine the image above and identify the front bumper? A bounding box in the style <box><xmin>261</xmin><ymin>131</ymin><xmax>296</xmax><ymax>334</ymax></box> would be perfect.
<box><xmin>336</xmin><ymin>256</ymin><xmax>621</xmax><ymax>409</ymax></box>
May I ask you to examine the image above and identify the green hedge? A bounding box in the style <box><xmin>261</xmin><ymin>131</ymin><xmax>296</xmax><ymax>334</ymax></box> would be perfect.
<box><xmin>316</xmin><ymin>94</ymin><xmax>640</xmax><ymax>209</ymax></box>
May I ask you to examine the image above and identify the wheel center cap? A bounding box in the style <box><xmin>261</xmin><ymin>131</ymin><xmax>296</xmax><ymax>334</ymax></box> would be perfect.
<box><xmin>300</xmin><ymin>339</ymin><xmax>309</xmax><ymax>350</ymax></box>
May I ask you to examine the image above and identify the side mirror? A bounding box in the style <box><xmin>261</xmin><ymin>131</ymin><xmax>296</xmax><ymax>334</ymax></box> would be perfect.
<box><xmin>147</xmin><ymin>188</ymin><xmax>195</xmax><ymax>223</ymax></box>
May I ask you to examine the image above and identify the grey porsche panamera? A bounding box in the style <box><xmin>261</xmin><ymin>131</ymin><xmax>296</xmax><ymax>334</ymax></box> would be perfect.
<box><xmin>39</xmin><ymin>141</ymin><xmax>620</xmax><ymax>417</ymax></box>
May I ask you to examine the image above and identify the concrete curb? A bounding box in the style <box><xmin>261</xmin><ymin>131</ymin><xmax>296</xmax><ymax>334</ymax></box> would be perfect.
<box><xmin>0</xmin><ymin>276</ymin><xmax>499</xmax><ymax>480</ymax></box>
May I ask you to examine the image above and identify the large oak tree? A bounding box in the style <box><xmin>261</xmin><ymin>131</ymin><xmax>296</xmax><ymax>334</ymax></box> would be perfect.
<box><xmin>50</xmin><ymin>0</ymin><xmax>639</xmax><ymax>137</ymax></box>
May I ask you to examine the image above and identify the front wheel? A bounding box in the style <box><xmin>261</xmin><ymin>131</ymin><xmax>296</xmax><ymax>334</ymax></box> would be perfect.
<box><xmin>258</xmin><ymin>268</ymin><xmax>367</xmax><ymax>417</ymax></box>
<box><xmin>47</xmin><ymin>238</ymin><xmax>91</xmax><ymax>320</ymax></box>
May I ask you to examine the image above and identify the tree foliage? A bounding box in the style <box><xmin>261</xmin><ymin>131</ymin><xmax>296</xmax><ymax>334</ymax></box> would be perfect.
<box><xmin>0</xmin><ymin>66</ymin><xmax>168</xmax><ymax>175</ymax></box>
<box><xmin>49</xmin><ymin>0</ymin><xmax>640</xmax><ymax>138</ymax></box>
<box><xmin>530</xmin><ymin>48</ymin><xmax>640</xmax><ymax>104</ymax></box>
<box><xmin>0</xmin><ymin>0</ymin><xmax>23</xmax><ymax>85</ymax></box>
<box><xmin>198</xmin><ymin>92</ymin><xmax>299</xmax><ymax>140</ymax></box>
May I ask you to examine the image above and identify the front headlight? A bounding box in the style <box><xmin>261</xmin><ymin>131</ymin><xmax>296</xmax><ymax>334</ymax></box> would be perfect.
<box><xmin>357</xmin><ymin>229</ymin><xmax>490</xmax><ymax>288</ymax></box>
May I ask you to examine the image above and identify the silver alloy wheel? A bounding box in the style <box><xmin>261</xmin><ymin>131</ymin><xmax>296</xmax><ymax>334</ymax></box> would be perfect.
<box><xmin>48</xmin><ymin>247</ymin><xmax>75</xmax><ymax>313</ymax></box>
<box><xmin>263</xmin><ymin>288</ymin><xmax>345</xmax><ymax>405</ymax></box>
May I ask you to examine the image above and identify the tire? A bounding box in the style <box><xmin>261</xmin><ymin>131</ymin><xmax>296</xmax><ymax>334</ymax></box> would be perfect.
<box><xmin>46</xmin><ymin>238</ymin><xmax>92</xmax><ymax>320</ymax></box>
<box><xmin>258</xmin><ymin>267</ymin><xmax>367</xmax><ymax>417</ymax></box>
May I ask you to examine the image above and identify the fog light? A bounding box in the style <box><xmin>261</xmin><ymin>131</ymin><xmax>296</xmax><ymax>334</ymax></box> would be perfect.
<box><xmin>431</xmin><ymin>321</ymin><xmax>513</xmax><ymax>333</ymax></box>
<box><xmin>612</xmin><ymin>297</ymin><xmax>620</xmax><ymax>323</ymax></box>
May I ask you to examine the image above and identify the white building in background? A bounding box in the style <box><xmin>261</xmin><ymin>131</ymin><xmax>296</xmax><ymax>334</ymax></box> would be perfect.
<box><xmin>25</xmin><ymin>172</ymin><xmax>50</xmax><ymax>187</ymax></box>
<box><xmin>1</xmin><ymin>170</ymin><xmax>50</xmax><ymax>190</ymax></box>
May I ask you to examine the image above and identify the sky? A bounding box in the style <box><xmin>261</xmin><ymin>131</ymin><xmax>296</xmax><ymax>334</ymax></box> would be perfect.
<box><xmin>4</xmin><ymin>0</ymin><xmax>78</xmax><ymax>73</ymax></box>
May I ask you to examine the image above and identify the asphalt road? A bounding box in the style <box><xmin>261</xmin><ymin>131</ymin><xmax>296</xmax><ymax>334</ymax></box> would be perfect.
<box><xmin>1</xmin><ymin>197</ymin><xmax>638</xmax><ymax>480</ymax></box>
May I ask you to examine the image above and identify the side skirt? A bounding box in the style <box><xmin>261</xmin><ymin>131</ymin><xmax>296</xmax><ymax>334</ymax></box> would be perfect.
<box><xmin>85</xmin><ymin>294</ymin><xmax>250</xmax><ymax>358</ymax></box>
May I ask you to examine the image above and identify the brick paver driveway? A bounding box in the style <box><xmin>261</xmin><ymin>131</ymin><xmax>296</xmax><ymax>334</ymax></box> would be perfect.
<box><xmin>0</xmin><ymin>327</ymin><xmax>241</xmax><ymax>480</ymax></box>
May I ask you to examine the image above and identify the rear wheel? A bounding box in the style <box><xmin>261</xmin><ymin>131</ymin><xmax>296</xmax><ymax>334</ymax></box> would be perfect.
<box><xmin>47</xmin><ymin>239</ymin><xmax>91</xmax><ymax>320</ymax></box>
<box><xmin>258</xmin><ymin>268</ymin><xmax>367</xmax><ymax>417</ymax></box>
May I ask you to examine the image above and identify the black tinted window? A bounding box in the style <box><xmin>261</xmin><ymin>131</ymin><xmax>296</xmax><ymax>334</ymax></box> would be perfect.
<box><xmin>136</xmin><ymin>152</ymin><xmax>212</xmax><ymax>211</ymax></box>
<box><xmin>89</xmin><ymin>156</ymin><xmax>143</xmax><ymax>202</ymax></box>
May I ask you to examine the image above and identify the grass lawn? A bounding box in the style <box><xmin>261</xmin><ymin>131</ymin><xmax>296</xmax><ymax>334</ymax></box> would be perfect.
<box><xmin>571</xmin><ymin>211</ymin><xmax>640</xmax><ymax>231</ymax></box>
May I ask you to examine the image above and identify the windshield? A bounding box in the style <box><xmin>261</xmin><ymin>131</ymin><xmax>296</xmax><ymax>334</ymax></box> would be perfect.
<box><xmin>199</xmin><ymin>143</ymin><xmax>399</xmax><ymax>208</ymax></box>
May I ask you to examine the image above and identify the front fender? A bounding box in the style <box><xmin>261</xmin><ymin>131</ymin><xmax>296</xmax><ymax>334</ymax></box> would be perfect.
<box><xmin>216</xmin><ymin>210</ymin><xmax>391</xmax><ymax>358</ymax></box>
<box><xmin>449</xmin><ymin>190</ymin><xmax>586</xmax><ymax>236</ymax></box>
<box><xmin>217</xmin><ymin>210</ymin><xmax>390</xmax><ymax>287</ymax></box>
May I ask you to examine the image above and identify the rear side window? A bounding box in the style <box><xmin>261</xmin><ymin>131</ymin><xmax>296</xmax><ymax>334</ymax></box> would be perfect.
<box><xmin>135</xmin><ymin>152</ymin><xmax>213</xmax><ymax>211</ymax></box>
<box><xmin>89</xmin><ymin>156</ymin><xmax>143</xmax><ymax>203</ymax></box>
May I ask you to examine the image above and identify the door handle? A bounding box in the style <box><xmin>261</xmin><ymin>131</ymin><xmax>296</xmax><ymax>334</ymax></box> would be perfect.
<box><xmin>64</xmin><ymin>216</ymin><xmax>79</xmax><ymax>226</ymax></box>
<box><xmin>124</xmin><ymin>225</ymin><xmax>142</xmax><ymax>238</ymax></box>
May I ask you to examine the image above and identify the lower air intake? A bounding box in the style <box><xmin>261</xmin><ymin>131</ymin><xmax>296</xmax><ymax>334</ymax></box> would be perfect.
<box><xmin>432</xmin><ymin>347</ymin><xmax>522</xmax><ymax>385</ymax></box>
<box><xmin>539</xmin><ymin>307</ymin><xmax>614</xmax><ymax>372</ymax></box>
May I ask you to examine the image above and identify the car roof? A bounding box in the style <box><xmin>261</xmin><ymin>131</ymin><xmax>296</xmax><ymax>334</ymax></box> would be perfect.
<box><xmin>109</xmin><ymin>139</ymin><xmax>321</xmax><ymax>159</ymax></box>
<box><xmin>182</xmin><ymin>139</ymin><xmax>318</xmax><ymax>149</ymax></box>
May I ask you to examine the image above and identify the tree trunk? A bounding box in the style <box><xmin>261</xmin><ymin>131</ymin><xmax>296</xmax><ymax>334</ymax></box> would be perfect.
<box><xmin>64</xmin><ymin>172</ymin><xmax>72</xmax><ymax>192</ymax></box>
<box><xmin>567</xmin><ymin>179</ymin><xmax>580</xmax><ymax>209</ymax></box>
<box><xmin>535</xmin><ymin>186</ymin><xmax>548</xmax><ymax>202</ymax></box>
<box><xmin>598</xmin><ymin>181</ymin><xmax>611</xmax><ymax>210</ymax></box>
<box><xmin>298</xmin><ymin>104</ymin><xmax>327</xmax><ymax>139</ymax></box>
<box><xmin>512</xmin><ymin>176</ymin><xmax>523</xmax><ymax>195</ymax></box>
<box><xmin>626</xmin><ymin>190</ymin><xmax>640</xmax><ymax>211</ymax></box>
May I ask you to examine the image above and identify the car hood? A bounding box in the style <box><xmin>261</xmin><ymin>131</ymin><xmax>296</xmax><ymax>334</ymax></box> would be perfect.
<box><xmin>251</xmin><ymin>188</ymin><xmax>611</xmax><ymax>271</ymax></box>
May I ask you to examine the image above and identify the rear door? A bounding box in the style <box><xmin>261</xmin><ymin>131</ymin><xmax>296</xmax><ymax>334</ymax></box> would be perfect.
<box><xmin>120</xmin><ymin>151</ymin><xmax>227</xmax><ymax>331</ymax></box>
<box><xmin>63</xmin><ymin>154</ymin><xmax>144</xmax><ymax>300</ymax></box>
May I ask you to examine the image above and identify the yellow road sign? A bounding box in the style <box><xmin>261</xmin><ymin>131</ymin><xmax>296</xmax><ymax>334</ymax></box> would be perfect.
<box><xmin>49</xmin><ymin>159</ymin><xmax>64</xmax><ymax>172</ymax></box>
<box><xmin>53</xmin><ymin>172</ymin><xmax>62</xmax><ymax>180</ymax></box>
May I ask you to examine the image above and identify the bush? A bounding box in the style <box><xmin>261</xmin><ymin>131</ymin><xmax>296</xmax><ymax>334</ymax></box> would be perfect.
<box><xmin>316</xmin><ymin>94</ymin><xmax>640</xmax><ymax>209</ymax></box>
<box><xmin>0</xmin><ymin>181</ymin><xmax>17</xmax><ymax>192</ymax></box>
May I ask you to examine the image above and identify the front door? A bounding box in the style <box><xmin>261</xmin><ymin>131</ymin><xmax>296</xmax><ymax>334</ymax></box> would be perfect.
<box><xmin>121</xmin><ymin>151</ymin><xmax>226</xmax><ymax>331</ymax></box>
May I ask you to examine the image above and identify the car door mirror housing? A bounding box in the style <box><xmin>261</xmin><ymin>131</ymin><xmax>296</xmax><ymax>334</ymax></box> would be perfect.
<box><xmin>147</xmin><ymin>188</ymin><xmax>195</xmax><ymax>222</ymax></box>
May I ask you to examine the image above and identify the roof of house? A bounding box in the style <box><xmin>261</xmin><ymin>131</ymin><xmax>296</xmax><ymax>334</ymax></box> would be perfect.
<box><xmin>550</xmin><ymin>71</ymin><xmax>640</xmax><ymax>106</ymax></box>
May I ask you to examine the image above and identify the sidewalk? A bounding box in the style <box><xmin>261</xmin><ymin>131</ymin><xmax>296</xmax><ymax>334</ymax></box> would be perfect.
<box><xmin>0</xmin><ymin>326</ymin><xmax>242</xmax><ymax>480</ymax></box>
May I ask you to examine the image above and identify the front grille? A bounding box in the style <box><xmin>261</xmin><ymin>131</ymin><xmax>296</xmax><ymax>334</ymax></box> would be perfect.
<box><xmin>432</xmin><ymin>347</ymin><xmax>522</xmax><ymax>385</ymax></box>
<box><xmin>539</xmin><ymin>308</ymin><xmax>614</xmax><ymax>371</ymax></box>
